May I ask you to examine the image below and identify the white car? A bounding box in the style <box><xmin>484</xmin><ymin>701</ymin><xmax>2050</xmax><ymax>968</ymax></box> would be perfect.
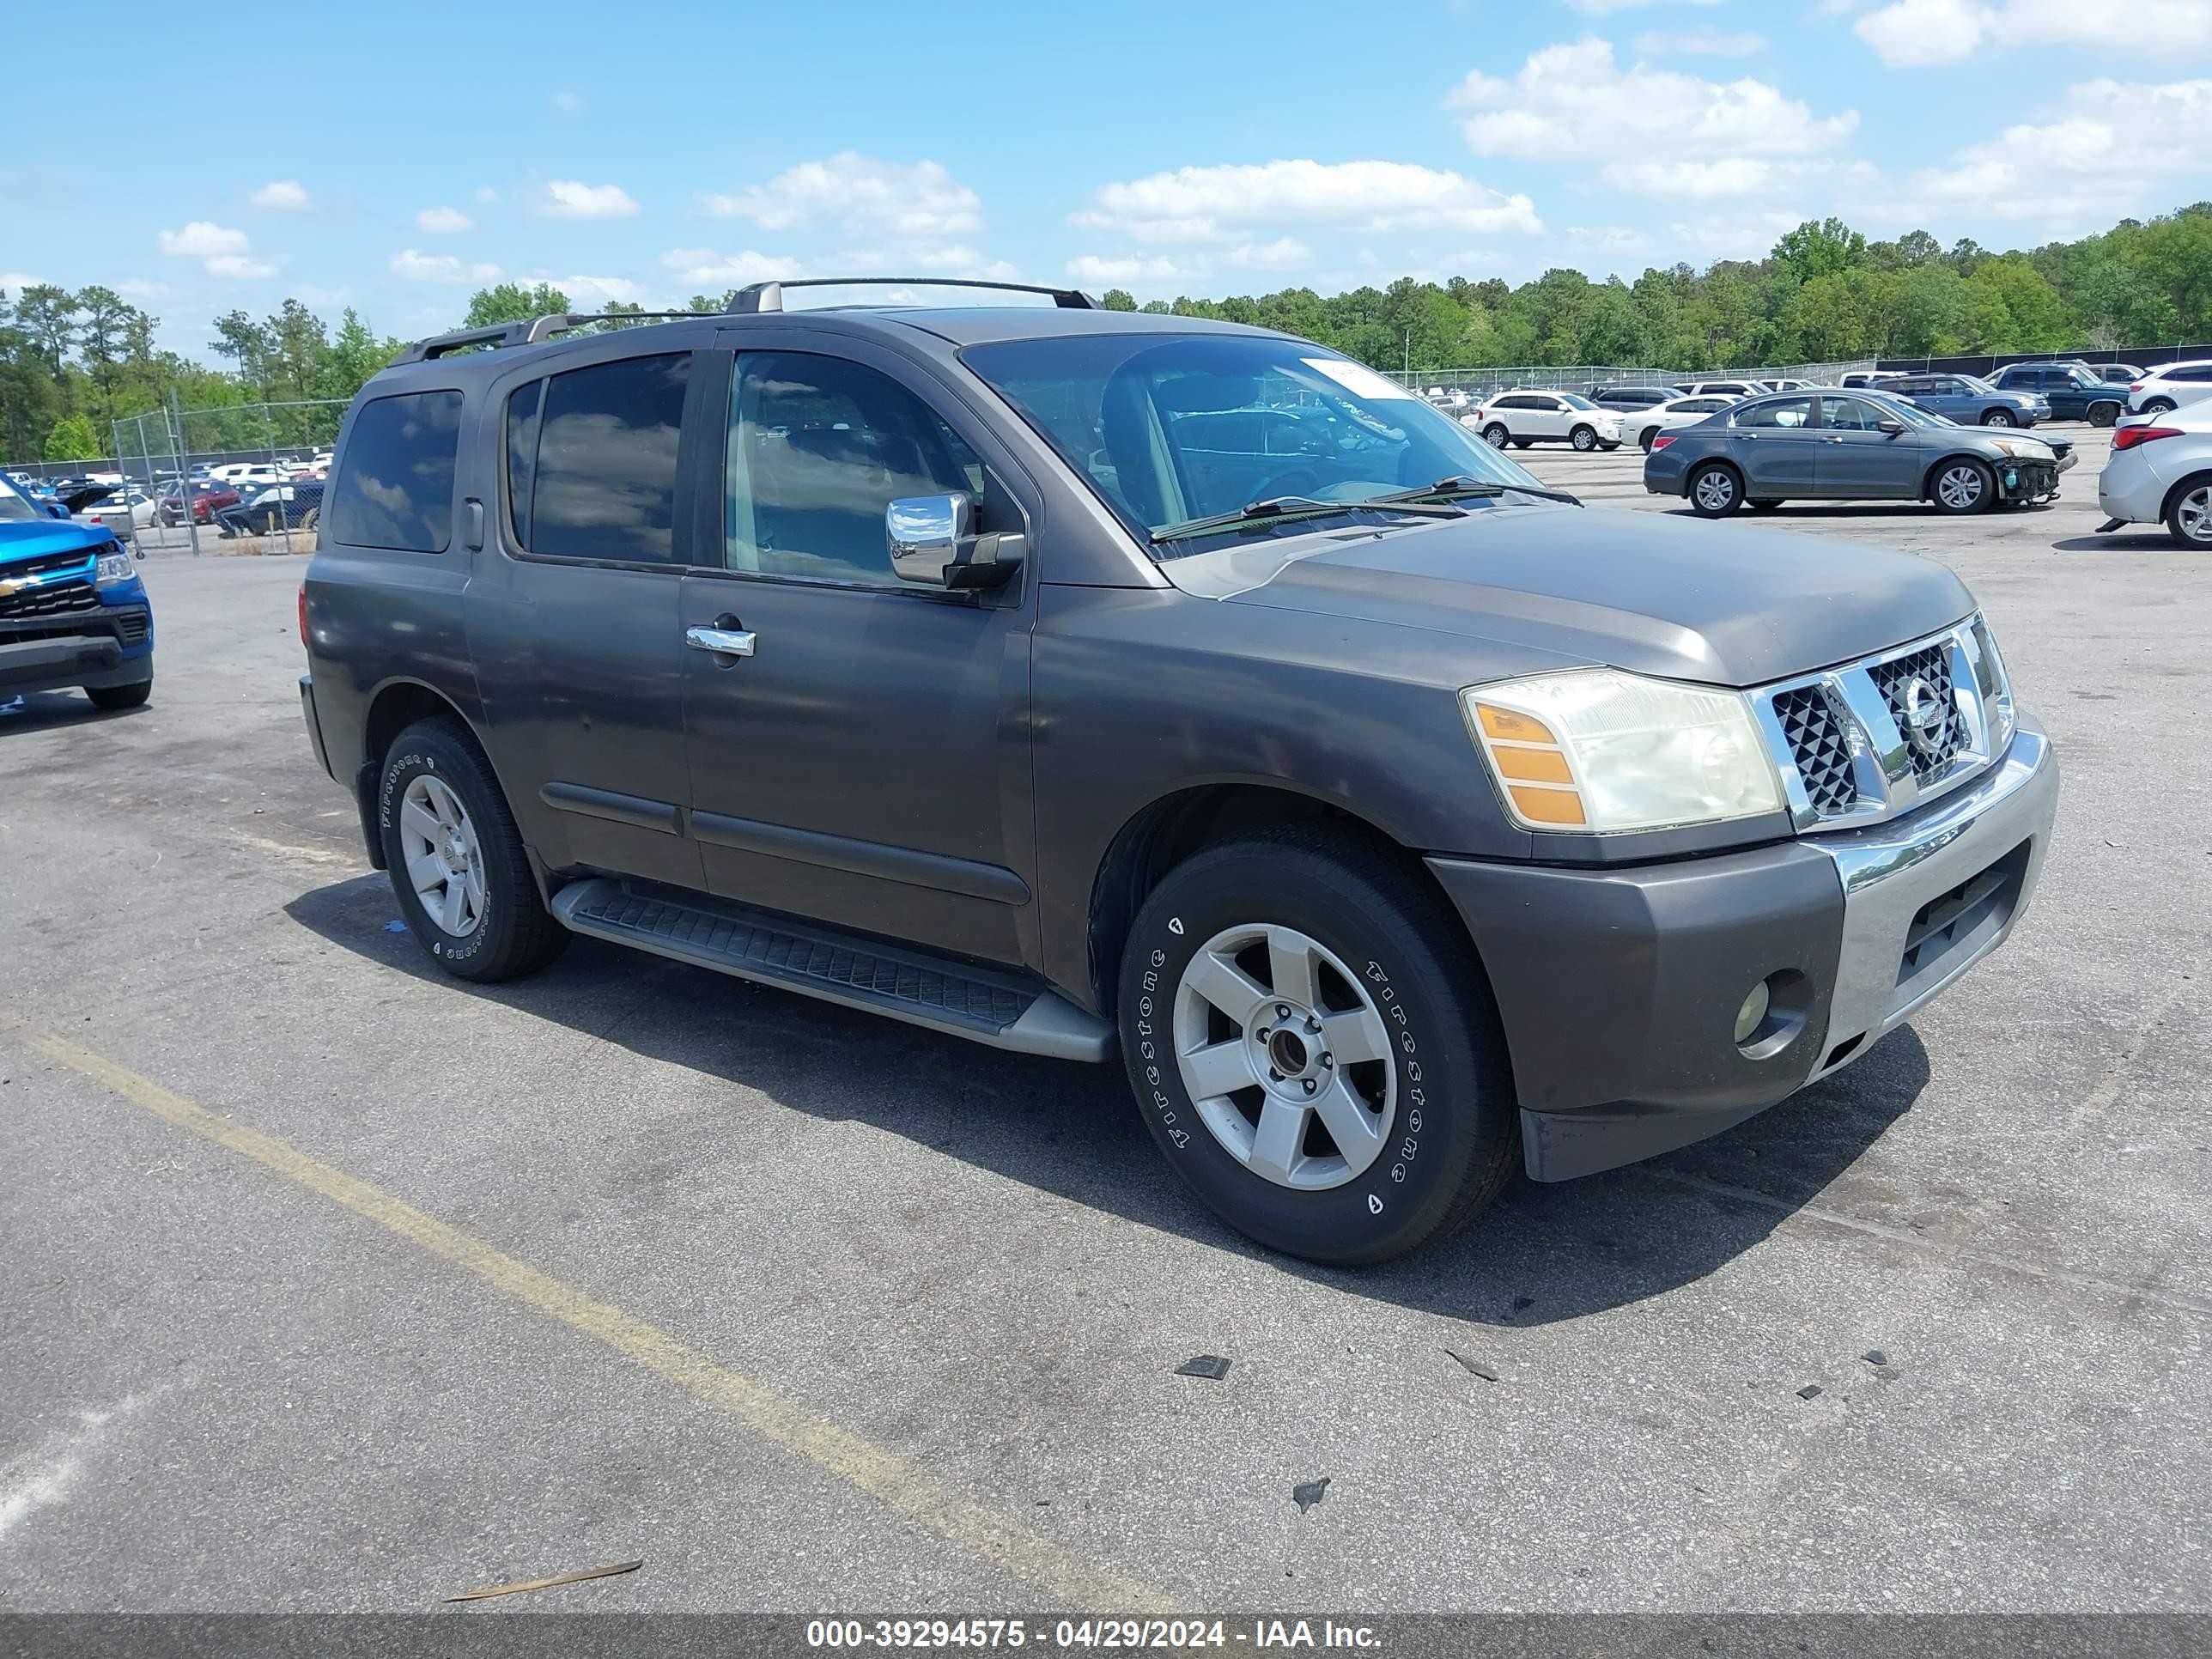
<box><xmin>82</xmin><ymin>488</ymin><xmax>157</xmax><ymax>537</ymax></box>
<box><xmin>2125</xmin><ymin>360</ymin><xmax>2212</xmax><ymax>416</ymax></box>
<box><xmin>1619</xmin><ymin>393</ymin><xmax>1741</xmax><ymax>452</ymax></box>
<box><xmin>208</xmin><ymin>461</ymin><xmax>290</xmax><ymax>486</ymax></box>
<box><xmin>1674</xmin><ymin>379</ymin><xmax>1764</xmax><ymax>398</ymax></box>
<box><xmin>2096</xmin><ymin>407</ymin><xmax>2212</xmax><ymax>546</ymax></box>
<box><xmin>1463</xmin><ymin>390</ymin><xmax>1625</xmax><ymax>452</ymax></box>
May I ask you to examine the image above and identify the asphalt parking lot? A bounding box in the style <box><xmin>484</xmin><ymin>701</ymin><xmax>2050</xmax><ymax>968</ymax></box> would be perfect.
<box><xmin>3</xmin><ymin>424</ymin><xmax>2208</xmax><ymax>1616</ymax></box>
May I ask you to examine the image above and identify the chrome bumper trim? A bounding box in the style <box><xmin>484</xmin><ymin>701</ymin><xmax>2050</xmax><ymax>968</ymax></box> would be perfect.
<box><xmin>1804</xmin><ymin>713</ymin><xmax>2058</xmax><ymax>1081</ymax></box>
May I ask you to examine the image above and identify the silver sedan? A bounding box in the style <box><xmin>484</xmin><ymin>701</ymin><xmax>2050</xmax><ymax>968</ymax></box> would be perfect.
<box><xmin>2095</xmin><ymin>407</ymin><xmax>2212</xmax><ymax>546</ymax></box>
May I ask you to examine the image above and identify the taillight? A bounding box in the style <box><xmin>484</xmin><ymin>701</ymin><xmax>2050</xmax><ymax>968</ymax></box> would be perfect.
<box><xmin>298</xmin><ymin>582</ymin><xmax>308</xmax><ymax>644</ymax></box>
<box><xmin>2129</xmin><ymin>381</ymin><xmax>2145</xmax><ymax>392</ymax></box>
<box><xmin>2112</xmin><ymin>425</ymin><xmax>2181</xmax><ymax>452</ymax></box>
<box><xmin>1650</xmin><ymin>434</ymin><xmax>1675</xmax><ymax>451</ymax></box>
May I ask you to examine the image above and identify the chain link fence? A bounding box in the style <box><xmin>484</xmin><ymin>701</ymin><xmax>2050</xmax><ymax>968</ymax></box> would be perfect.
<box><xmin>109</xmin><ymin>397</ymin><xmax>349</xmax><ymax>556</ymax></box>
<box><xmin>1387</xmin><ymin>361</ymin><xmax>1879</xmax><ymax>395</ymax></box>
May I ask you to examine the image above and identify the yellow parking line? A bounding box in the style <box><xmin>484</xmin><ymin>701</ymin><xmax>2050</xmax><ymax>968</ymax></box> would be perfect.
<box><xmin>8</xmin><ymin>1018</ymin><xmax>1170</xmax><ymax>1613</ymax></box>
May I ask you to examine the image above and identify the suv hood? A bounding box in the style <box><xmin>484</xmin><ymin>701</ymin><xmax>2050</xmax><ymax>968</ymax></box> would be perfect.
<box><xmin>0</xmin><ymin>519</ymin><xmax>112</xmax><ymax>565</ymax></box>
<box><xmin>1171</xmin><ymin>502</ymin><xmax>1974</xmax><ymax>689</ymax></box>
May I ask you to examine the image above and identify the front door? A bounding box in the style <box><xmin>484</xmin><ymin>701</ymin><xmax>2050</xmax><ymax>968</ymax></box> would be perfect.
<box><xmin>678</xmin><ymin>338</ymin><xmax>1036</xmax><ymax>968</ymax></box>
<box><xmin>467</xmin><ymin>345</ymin><xmax>705</xmax><ymax>890</ymax></box>
<box><xmin>1728</xmin><ymin>396</ymin><xmax>1820</xmax><ymax>492</ymax></box>
<box><xmin>1815</xmin><ymin>395</ymin><xmax>1923</xmax><ymax>497</ymax></box>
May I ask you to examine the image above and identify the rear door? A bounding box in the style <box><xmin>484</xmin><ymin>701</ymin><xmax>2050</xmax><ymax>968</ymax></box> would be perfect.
<box><xmin>465</xmin><ymin>343</ymin><xmax>705</xmax><ymax>890</ymax></box>
<box><xmin>678</xmin><ymin>332</ymin><xmax>1040</xmax><ymax>968</ymax></box>
<box><xmin>1815</xmin><ymin>395</ymin><xmax>1921</xmax><ymax>497</ymax></box>
<box><xmin>1728</xmin><ymin>396</ymin><xmax>1820</xmax><ymax>492</ymax></box>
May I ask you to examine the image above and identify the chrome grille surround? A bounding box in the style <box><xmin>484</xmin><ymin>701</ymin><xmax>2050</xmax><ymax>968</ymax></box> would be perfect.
<box><xmin>1752</xmin><ymin>616</ymin><xmax>2012</xmax><ymax>832</ymax></box>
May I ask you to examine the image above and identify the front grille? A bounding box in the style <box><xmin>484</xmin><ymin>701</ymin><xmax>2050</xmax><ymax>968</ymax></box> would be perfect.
<box><xmin>1</xmin><ymin>550</ymin><xmax>97</xmax><ymax>582</ymax></box>
<box><xmin>1869</xmin><ymin>644</ymin><xmax>1966</xmax><ymax>780</ymax></box>
<box><xmin>1772</xmin><ymin>685</ymin><xmax>1857</xmax><ymax>814</ymax></box>
<box><xmin>0</xmin><ymin>575</ymin><xmax>99</xmax><ymax>621</ymax></box>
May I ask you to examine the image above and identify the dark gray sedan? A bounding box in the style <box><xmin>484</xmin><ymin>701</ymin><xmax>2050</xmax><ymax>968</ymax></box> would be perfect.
<box><xmin>1644</xmin><ymin>389</ymin><xmax>2075</xmax><ymax>517</ymax></box>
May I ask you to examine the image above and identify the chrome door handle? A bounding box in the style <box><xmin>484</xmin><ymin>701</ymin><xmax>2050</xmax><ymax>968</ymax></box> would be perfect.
<box><xmin>685</xmin><ymin>626</ymin><xmax>756</xmax><ymax>658</ymax></box>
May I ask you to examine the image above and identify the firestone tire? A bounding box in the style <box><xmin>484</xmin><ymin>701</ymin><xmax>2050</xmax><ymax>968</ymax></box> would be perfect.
<box><xmin>1116</xmin><ymin>829</ymin><xmax>1519</xmax><ymax>1267</ymax></box>
<box><xmin>377</xmin><ymin>718</ymin><xmax>568</xmax><ymax>983</ymax></box>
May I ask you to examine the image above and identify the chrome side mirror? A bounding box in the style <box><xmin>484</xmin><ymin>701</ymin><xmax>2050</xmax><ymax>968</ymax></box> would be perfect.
<box><xmin>887</xmin><ymin>492</ymin><xmax>969</xmax><ymax>585</ymax></box>
<box><xmin>1877</xmin><ymin>419</ymin><xmax>1906</xmax><ymax>436</ymax></box>
<box><xmin>886</xmin><ymin>492</ymin><xmax>1022</xmax><ymax>590</ymax></box>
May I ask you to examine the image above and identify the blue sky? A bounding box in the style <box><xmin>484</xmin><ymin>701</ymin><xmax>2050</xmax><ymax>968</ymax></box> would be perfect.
<box><xmin>4</xmin><ymin>0</ymin><xmax>2209</xmax><ymax>358</ymax></box>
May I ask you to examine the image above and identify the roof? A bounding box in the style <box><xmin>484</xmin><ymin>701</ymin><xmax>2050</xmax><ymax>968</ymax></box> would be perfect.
<box><xmin>872</xmin><ymin>306</ymin><xmax>1276</xmax><ymax>347</ymax></box>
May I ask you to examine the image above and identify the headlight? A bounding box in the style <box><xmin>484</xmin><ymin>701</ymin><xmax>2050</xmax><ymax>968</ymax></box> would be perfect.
<box><xmin>1970</xmin><ymin>617</ymin><xmax>2016</xmax><ymax>754</ymax></box>
<box><xmin>1464</xmin><ymin>669</ymin><xmax>1783</xmax><ymax>833</ymax></box>
<box><xmin>94</xmin><ymin>544</ymin><xmax>137</xmax><ymax>586</ymax></box>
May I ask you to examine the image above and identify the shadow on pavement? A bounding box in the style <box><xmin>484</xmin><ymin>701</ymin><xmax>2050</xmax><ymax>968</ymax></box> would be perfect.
<box><xmin>285</xmin><ymin>872</ymin><xmax>1930</xmax><ymax>1330</ymax></box>
<box><xmin>0</xmin><ymin>690</ymin><xmax>140</xmax><ymax>735</ymax></box>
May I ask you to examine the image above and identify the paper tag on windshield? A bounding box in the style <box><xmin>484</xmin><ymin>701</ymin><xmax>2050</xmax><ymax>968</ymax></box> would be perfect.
<box><xmin>1303</xmin><ymin>357</ymin><xmax>1414</xmax><ymax>400</ymax></box>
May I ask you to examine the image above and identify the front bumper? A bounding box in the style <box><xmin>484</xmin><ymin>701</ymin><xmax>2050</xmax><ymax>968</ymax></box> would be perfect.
<box><xmin>1431</xmin><ymin>713</ymin><xmax>2058</xmax><ymax>1180</ymax></box>
<box><xmin>0</xmin><ymin>602</ymin><xmax>153</xmax><ymax>697</ymax></box>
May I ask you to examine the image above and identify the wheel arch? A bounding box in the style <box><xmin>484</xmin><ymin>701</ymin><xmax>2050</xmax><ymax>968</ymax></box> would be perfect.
<box><xmin>353</xmin><ymin>678</ymin><xmax>514</xmax><ymax>872</ymax></box>
<box><xmin>1685</xmin><ymin>454</ymin><xmax>1744</xmax><ymax>498</ymax></box>
<box><xmin>1920</xmin><ymin>450</ymin><xmax>1994</xmax><ymax>500</ymax></box>
<box><xmin>2160</xmin><ymin>467</ymin><xmax>2212</xmax><ymax>526</ymax></box>
<box><xmin>1084</xmin><ymin>781</ymin><xmax>1472</xmax><ymax>1022</ymax></box>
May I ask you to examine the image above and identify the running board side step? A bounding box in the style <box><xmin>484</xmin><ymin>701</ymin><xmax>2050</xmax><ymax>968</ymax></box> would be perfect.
<box><xmin>550</xmin><ymin>878</ymin><xmax>1115</xmax><ymax>1063</ymax></box>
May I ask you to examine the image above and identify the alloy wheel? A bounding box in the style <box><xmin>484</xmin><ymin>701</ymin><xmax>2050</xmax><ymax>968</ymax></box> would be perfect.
<box><xmin>399</xmin><ymin>774</ymin><xmax>486</xmax><ymax>938</ymax></box>
<box><xmin>1171</xmin><ymin>923</ymin><xmax>1395</xmax><ymax>1192</ymax></box>
<box><xmin>1693</xmin><ymin>468</ymin><xmax>1736</xmax><ymax>514</ymax></box>
<box><xmin>2177</xmin><ymin>484</ymin><xmax>2212</xmax><ymax>544</ymax></box>
<box><xmin>1936</xmin><ymin>465</ymin><xmax>1985</xmax><ymax>511</ymax></box>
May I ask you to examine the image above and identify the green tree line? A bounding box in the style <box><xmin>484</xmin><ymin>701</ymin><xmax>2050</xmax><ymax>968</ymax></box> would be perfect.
<box><xmin>8</xmin><ymin>202</ymin><xmax>2208</xmax><ymax>464</ymax></box>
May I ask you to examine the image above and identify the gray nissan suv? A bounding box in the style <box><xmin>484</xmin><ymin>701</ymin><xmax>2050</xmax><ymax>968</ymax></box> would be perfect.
<box><xmin>298</xmin><ymin>280</ymin><xmax>2060</xmax><ymax>1266</ymax></box>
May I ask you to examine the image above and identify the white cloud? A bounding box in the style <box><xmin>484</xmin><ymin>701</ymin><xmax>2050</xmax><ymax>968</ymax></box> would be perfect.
<box><xmin>1066</xmin><ymin>239</ymin><xmax>1316</xmax><ymax>289</ymax></box>
<box><xmin>416</xmin><ymin>206</ymin><xmax>472</xmax><ymax>233</ymax></box>
<box><xmin>1856</xmin><ymin>0</ymin><xmax>2212</xmax><ymax>66</ymax></box>
<box><xmin>538</xmin><ymin>179</ymin><xmax>639</xmax><ymax>219</ymax></box>
<box><xmin>115</xmin><ymin>279</ymin><xmax>168</xmax><ymax>300</ymax></box>
<box><xmin>552</xmin><ymin>89</ymin><xmax>584</xmax><ymax>116</ymax></box>
<box><xmin>157</xmin><ymin>221</ymin><xmax>279</xmax><ymax>279</ymax></box>
<box><xmin>475</xmin><ymin>186</ymin><xmax>500</xmax><ymax>204</ymax></box>
<box><xmin>2</xmin><ymin>270</ymin><xmax>46</xmax><ymax>292</ymax></box>
<box><xmin>391</xmin><ymin>249</ymin><xmax>503</xmax><ymax>283</ymax></box>
<box><xmin>702</xmin><ymin>155</ymin><xmax>984</xmax><ymax>239</ymax></box>
<box><xmin>293</xmin><ymin>283</ymin><xmax>351</xmax><ymax>307</ymax></box>
<box><xmin>1066</xmin><ymin>253</ymin><xmax>1190</xmax><ymax>284</ymax></box>
<box><xmin>250</xmin><ymin>179</ymin><xmax>310</xmax><ymax>210</ymax></box>
<box><xmin>1894</xmin><ymin>76</ymin><xmax>2212</xmax><ymax>223</ymax></box>
<box><xmin>547</xmin><ymin>273</ymin><xmax>647</xmax><ymax>306</ymax></box>
<box><xmin>659</xmin><ymin>247</ymin><xmax>806</xmax><ymax>286</ymax></box>
<box><xmin>1634</xmin><ymin>28</ymin><xmax>1767</xmax><ymax>56</ymax></box>
<box><xmin>1562</xmin><ymin>0</ymin><xmax>1718</xmax><ymax>10</ymax></box>
<box><xmin>157</xmin><ymin>222</ymin><xmax>250</xmax><ymax>258</ymax></box>
<box><xmin>1074</xmin><ymin>159</ymin><xmax>1540</xmax><ymax>242</ymax></box>
<box><xmin>205</xmin><ymin>254</ymin><xmax>277</xmax><ymax>279</ymax></box>
<box><xmin>1450</xmin><ymin>40</ymin><xmax>1857</xmax><ymax>170</ymax></box>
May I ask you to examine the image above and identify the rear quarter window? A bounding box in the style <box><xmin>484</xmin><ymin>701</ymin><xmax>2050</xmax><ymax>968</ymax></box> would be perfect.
<box><xmin>328</xmin><ymin>390</ymin><xmax>464</xmax><ymax>552</ymax></box>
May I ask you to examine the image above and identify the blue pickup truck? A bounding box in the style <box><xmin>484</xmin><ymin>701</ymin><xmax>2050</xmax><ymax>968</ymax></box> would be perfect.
<box><xmin>0</xmin><ymin>474</ymin><xmax>155</xmax><ymax>710</ymax></box>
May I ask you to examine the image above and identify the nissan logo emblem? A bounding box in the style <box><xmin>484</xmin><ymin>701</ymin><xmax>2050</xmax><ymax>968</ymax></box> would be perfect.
<box><xmin>1900</xmin><ymin>677</ymin><xmax>1948</xmax><ymax>753</ymax></box>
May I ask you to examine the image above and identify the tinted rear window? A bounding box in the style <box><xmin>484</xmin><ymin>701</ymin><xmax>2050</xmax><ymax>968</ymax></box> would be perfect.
<box><xmin>328</xmin><ymin>391</ymin><xmax>462</xmax><ymax>552</ymax></box>
<box><xmin>525</xmin><ymin>352</ymin><xmax>690</xmax><ymax>563</ymax></box>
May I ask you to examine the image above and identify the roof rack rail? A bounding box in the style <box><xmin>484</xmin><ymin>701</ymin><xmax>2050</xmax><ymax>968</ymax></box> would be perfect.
<box><xmin>392</xmin><ymin>310</ymin><xmax>714</xmax><ymax>365</ymax></box>
<box><xmin>726</xmin><ymin>278</ymin><xmax>1097</xmax><ymax>315</ymax></box>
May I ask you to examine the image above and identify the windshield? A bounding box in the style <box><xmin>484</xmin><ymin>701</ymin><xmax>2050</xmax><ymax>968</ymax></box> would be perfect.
<box><xmin>1957</xmin><ymin>375</ymin><xmax>1997</xmax><ymax>394</ymax></box>
<box><xmin>961</xmin><ymin>333</ymin><xmax>1547</xmax><ymax>554</ymax></box>
<box><xmin>1862</xmin><ymin>392</ymin><xmax>1948</xmax><ymax>429</ymax></box>
<box><xmin>0</xmin><ymin>474</ymin><xmax>43</xmax><ymax>524</ymax></box>
<box><xmin>2064</xmin><ymin>367</ymin><xmax>2101</xmax><ymax>388</ymax></box>
<box><xmin>1558</xmin><ymin>393</ymin><xmax>1598</xmax><ymax>410</ymax></box>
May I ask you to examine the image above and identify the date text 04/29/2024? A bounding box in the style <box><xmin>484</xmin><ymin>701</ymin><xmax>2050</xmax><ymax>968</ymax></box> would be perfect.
<box><xmin>803</xmin><ymin>1620</ymin><xmax>1382</xmax><ymax>1650</ymax></box>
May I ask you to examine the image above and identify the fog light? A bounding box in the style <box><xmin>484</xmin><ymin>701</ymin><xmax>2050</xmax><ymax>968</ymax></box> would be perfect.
<box><xmin>1733</xmin><ymin>981</ymin><xmax>1771</xmax><ymax>1045</ymax></box>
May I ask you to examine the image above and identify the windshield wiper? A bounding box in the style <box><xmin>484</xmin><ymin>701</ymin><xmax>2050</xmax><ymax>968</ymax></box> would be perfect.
<box><xmin>1148</xmin><ymin>495</ymin><xmax>1463</xmax><ymax>545</ymax></box>
<box><xmin>1373</xmin><ymin>475</ymin><xmax>1584</xmax><ymax>508</ymax></box>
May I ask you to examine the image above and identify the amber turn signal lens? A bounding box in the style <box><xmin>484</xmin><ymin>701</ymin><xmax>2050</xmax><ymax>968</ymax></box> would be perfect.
<box><xmin>1490</xmin><ymin>745</ymin><xmax>1574</xmax><ymax>784</ymax></box>
<box><xmin>1506</xmin><ymin>785</ymin><xmax>1587</xmax><ymax>826</ymax></box>
<box><xmin>1476</xmin><ymin>704</ymin><xmax>1556</xmax><ymax>744</ymax></box>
